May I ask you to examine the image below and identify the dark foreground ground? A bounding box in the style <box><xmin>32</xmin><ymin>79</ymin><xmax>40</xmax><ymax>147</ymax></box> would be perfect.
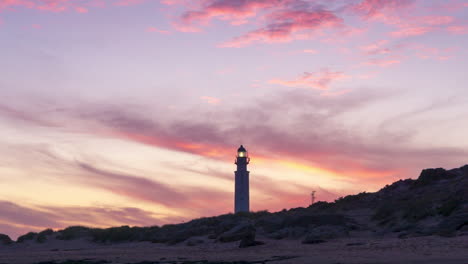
<box><xmin>1</xmin><ymin>236</ymin><xmax>467</xmax><ymax>264</ymax></box>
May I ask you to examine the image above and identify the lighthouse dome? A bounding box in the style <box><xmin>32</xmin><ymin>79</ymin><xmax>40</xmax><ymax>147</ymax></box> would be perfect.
<box><xmin>237</xmin><ymin>145</ymin><xmax>247</xmax><ymax>152</ymax></box>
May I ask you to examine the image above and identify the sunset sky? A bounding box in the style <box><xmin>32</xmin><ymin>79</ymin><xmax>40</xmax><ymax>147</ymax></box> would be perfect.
<box><xmin>1</xmin><ymin>0</ymin><xmax>468</xmax><ymax>239</ymax></box>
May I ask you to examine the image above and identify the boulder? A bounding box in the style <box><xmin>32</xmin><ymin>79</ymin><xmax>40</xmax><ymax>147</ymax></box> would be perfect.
<box><xmin>238</xmin><ymin>234</ymin><xmax>264</xmax><ymax>248</ymax></box>
<box><xmin>218</xmin><ymin>222</ymin><xmax>255</xmax><ymax>243</ymax></box>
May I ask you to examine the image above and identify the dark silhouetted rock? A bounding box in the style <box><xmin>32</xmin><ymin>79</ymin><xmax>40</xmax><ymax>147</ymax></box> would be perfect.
<box><xmin>0</xmin><ymin>234</ymin><xmax>13</xmax><ymax>245</ymax></box>
<box><xmin>415</xmin><ymin>168</ymin><xmax>459</xmax><ymax>187</ymax></box>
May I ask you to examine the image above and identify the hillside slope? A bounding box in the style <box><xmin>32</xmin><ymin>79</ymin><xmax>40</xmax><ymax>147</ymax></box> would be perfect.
<box><xmin>1</xmin><ymin>165</ymin><xmax>467</xmax><ymax>247</ymax></box>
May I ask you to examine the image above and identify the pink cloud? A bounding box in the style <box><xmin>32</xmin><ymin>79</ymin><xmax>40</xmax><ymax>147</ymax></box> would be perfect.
<box><xmin>175</xmin><ymin>0</ymin><xmax>285</xmax><ymax>31</ymax></box>
<box><xmin>360</xmin><ymin>40</ymin><xmax>390</xmax><ymax>55</ymax></box>
<box><xmin>0</xmin><ymin>0</ymin><xmax>89</xmax><ymax>13</ymax></box>
<box><xmin>447</xmin><ymin>25</ymin><xmax>468</xmax><ymax>35</ymax></box>
<box><xmin>172</xmin><ymin>0</ymin><xmax>458</xmax><ymax>47</ymax></box>
<box><xmin>349</xmin><ymin>0</ymin><xmax>414</xmax><ymax>19</ymax></box>
<box><xmin>416</xmin><ymin>15</ymin><xmax>454</xmax><ymax>26</ymax></box>
<box><xmin>75</xmin><ymin>6</ymin><xmax>88</xmax><ymax>13</ymax></box>
<box><xmin>303</xmin><ymin>49</ymin><xmax>318</xmax><ymax>54</ymax></box>
<box><xmin>114</xmin><ymin>0</ymin><xmax>145</xmax><ymax>6</ymax></box>
<box><xmin>349</xmin><ymin>1</ymin><xmax>452</xmax><ymax>39</ymax></box>
<box><xmin>269</xmin><ymin>69</ymin><xmax>349</xmax><ymax>90</ymax></box>
<box><xmin>365</xmin><ymin>58</ymin><xmax>400</xmax><ymax>67</ymax></box>
<box><xmin>220</xmin><ymin>9</ymin><xmax>343</xmax><ymax>47</ymax></box>
<box><xmin>390</xmin><ymin>26</ymin><xmax>433</xmax><ymax>38</ymax></box>
<box><xmin>385</xmin><ymin>15</ymin><xmax>454</xmax><ymax>38</ymax></box>
<box><xmin>173</xmin><ymin>0</ymin><xmax>344</xmax><ymax>46</ymax></box>
<box><xmin>146</xmin><ymin>26</ymin><xmax>170</xmax><ymax>34</ymax></box>
<box><xmin>160</xmin><ymin>0</ymin><xmax>186</xmax><ymax>5</ymax></box>
<box><xmin>200</xmin><ymin>96</ymin><xmax>221</xmax><ymax>105</ymax></box>
<box><xmin>411</xmin><ymin>44</ymin><xmax>455</xmax><ymax>61</ymax></box>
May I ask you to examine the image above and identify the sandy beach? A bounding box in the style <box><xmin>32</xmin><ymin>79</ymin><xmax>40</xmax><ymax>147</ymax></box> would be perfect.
<box><xmin>1</xmin><ymin>235</ymin><xmax>467</xmax><ymax>264</ymax></box>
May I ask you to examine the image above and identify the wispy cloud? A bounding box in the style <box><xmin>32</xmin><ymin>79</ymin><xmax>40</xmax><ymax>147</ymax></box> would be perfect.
<box><xmin>269</xmin><ymin>69</ymin><xmax>349</xmax><ymax>90</ymax></box>
<box><xmin>447</xmin><ymin>25</ymin><xmax>468</xmax><ymax>35</ymax></box>
<box><xmin>146</xmin><ymin>26</ymin><xmax>170</xmax><ymax>34</ymax></box>
<box><xmin>219</xmin><ymin>8</ymin><xmax>343</xmax><ymax>47</ymax></box>
<box><xmin>365</xmin><ymin>57</ymin><xmax>401</xmax><ymax>67</ymax></box>
<box><xmin>390</xmin><ymin>26</ymin><xmax>433</xmax><ymax>38</ymax></box>
<box><xmin>2</xmin><ymin>87</ymin><xmax>466</xmax><ymax>185</ymax></box>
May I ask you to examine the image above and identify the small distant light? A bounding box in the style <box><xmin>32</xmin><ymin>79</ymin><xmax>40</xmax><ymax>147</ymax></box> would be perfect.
<box><xmin>239</xmin><ymin>152</ymin><xmax>245</xmax><ymax>157</ymax></box>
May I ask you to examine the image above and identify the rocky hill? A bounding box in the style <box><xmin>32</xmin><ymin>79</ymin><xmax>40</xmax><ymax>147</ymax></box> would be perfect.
<box><xmin>1</xmin><ymin>165</ymin><xmax>467</xmax><ymax>248</ymax></box>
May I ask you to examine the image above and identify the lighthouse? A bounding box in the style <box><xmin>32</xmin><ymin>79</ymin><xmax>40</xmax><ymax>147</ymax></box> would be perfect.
<box><xmin>234</xmin><ymin>145</ymin><xmax>250</xmax><ymax>213</ymax></box>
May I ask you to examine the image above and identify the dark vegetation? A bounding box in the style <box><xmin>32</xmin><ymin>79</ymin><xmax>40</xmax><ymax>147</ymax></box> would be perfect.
<box><xmin>9</xmin><ymin>165</ymin><xmax>468</xmax><ymax>246</ymax></box>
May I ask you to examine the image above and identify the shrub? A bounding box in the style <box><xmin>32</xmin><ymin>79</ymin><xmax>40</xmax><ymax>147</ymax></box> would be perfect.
<box><xmin>91</xmin><ymin>226</ymin><xmax>141</xmax><ymax>242</ymax></box>
<box><xmin>57</xmin><ymin>226</ymin><xmax>92</xmax><ymax>240</ymax></box>
<box><xmin>17</xmin><ymin>232</ymin><xmax>38</xmax><ymax>243</ymax></box>
<box><xmin>401</xmin><ymin>198</ymin><xmax>435</xmax><ymax>222</ymax></box>
<box><xmin>372</xmin><ymin>201</ymin><xmax>396</xmax><ymax>221</ymax></box>
<box><xmin>437</xmin><ymin>198</ymin><xmax>461</xmax><ymax>216</ymax></box>
<box><xmin>37</xmin><ymin>229</ymin><xmax>54</xmax><ymax>243</ymax></box>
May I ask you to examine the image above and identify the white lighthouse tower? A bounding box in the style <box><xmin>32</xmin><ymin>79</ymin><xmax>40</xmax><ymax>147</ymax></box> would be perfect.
<box><xmin>234</xmin><ymin>145</ymin><xmax>250</xmax><ymax>213</ymax></box>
